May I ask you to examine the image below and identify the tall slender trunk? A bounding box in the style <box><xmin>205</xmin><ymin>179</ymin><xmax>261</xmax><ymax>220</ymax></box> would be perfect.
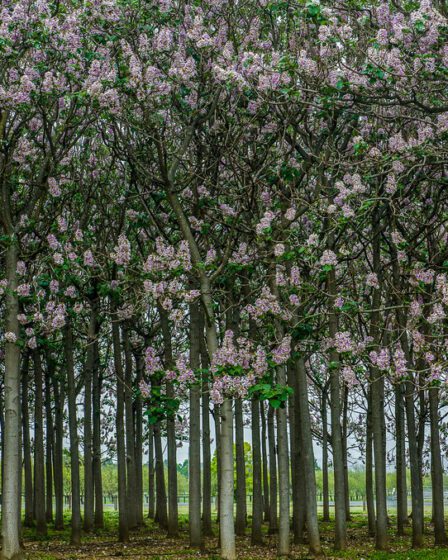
<box><xmin>268</xmin><ymin>406</ymin><xmax>278</xmax><ymax>534</ymax></box>
<box><xmin>65</xmin><ymin>322</ymin><xmax>81</xmax><ymax>545</ymax></box>
<box><xmin>1</xmin><ymin>242</ymin><xmax>23</xmax><ymax>560</ymax></box>
<box><xmin>327</xmin><ymin>267</ymin><xmax>347</xmax><ymax>549</ymax></box>
<box><xmin>341</xmin><ymin>385</ymin><xmax>351</xmax><ymax>522</ymax></box>
<box><xmin>260</xmin><ymin>402</ymin><xmax>270</xmax><ymax>522</ymax></box>
<box><xmin>370</xmin><ymin>210</ymin><xmax>388</xmax><ymax>549</ymax></box>
<box><xmin>52</xmin><ymin>357</ymin><xmax>65</xmax><ymax>531</ymax></box>
<box><xmin>390</xmin><ymin>254</ymin><xmax>423</xmax><ymax>548</ymax></box>
<box><xmin>219</xmin><ymin>398</ymin><xmax>235</xmax><ymax>559</ymax></box>
<box><xmin>135</xmin><ymin>353</ymin><xmax>144</xmax><ymax>526</ymax></box>
<box><xmin>214</xmin><ymin>405</ymin><xmax>221</xmax><ymax>523</ymax></box>
<box><xmin>158</xmin><ymin>309</ymin><xmax>178</xmax><ymax>537</ymax></box>
<box><xmin>202</xmin><ymin>378</ymin><xmax>213</xmax><ymax>536</ymax></box>
<box><xmin>276</xmin><ymin>370</ymin><xmax>290</xmax><ymax>556</ymax></box>
<box><xmin>22</xmin><ymin>352</ymin><xmax>34</xmax><ymax>528</ymax></box>
<box><xmin>296</xmin><ymin>357</ymin><xmax>322</xmax><ymax>555</ymax></box>
<box><xmin>251</xmin><ymin>398</ymin><xmax>263</xmax><ymax>545</ymax></box>
<box><xmin>429</xmin><ymin>385</ymin><xmax>446</xmax><ymax>544</ymax></box>
<box><xmin>111</xmin><ymin>313</ymin><xmax>129</xmax><ymax>542</ymax></box>
<box><xmin>321</xmin><ymin>389</ymin><xmax>330</xmax><ymax>522</ymax></box>
<box><xmin>147</xmin><ymin>426</ymin><xmax>155</xmax><ymax>519</ymax></box>
<box><xmin>189</xmin><ymin>301</ymin><xmax>202</xmax><ymax>547</ymax></box>
<box><xmin>92</xmin><ymin>339</ymin><xmax>104</xmax><ymax>529</ymax></box>
<box><xmin>83</xmin><ymin>305</ymin><xmax>97</xmax><ymax>532</ymax></box>
<box><xmin>154</xmin><ymin>423</ymin><xmax>168</xmax><ymax>529</ymax></box>
<box><xmin>33</xmin><ymin>349</ymin><xmax>47</xmax><ymax>536</ymax></box>
<box><xmin>288</xmin><ymin>363</ymin><xmax>305</xmax><ymax>544</ymax></box>
<box><xmin>45</xmin><ymin>357</ymin><xmax>54</xmax><ymax>523</ymax></box>
<box><xmin>123</xmin><ymin>324</ymin><xmax>138</xmax><ymax>529</ymax></box>
<box><xmin>200</xmin><ymin>304</ymin><xmax>212</xmax><ymax>535</ymax></box>
<box><xmin>165</xmin><ymin>191</ymin><xmax>234</xmax><ymax>557</ymax></box>
<box><xmin>366</xmin><ymin>390</ymin><xmax>376</xmax><ymax>537</ymax></box>
<box><xmin>235</xmin><ymin>399</ymin><xmax>247</xmax><ymax>536</ymax></box>
<box><xmin>395</xmin><ymin>383</ymin><xmax>407</xmax><ymax>536</ymax></box>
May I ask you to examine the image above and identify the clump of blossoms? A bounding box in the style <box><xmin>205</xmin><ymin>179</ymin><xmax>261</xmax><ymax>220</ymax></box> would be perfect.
<box><xmin>111</xmin><ymin>234</ymin><xmax>131</xmax><ymax>266</ymax></box>
<box><xmin>245</xmin><ymin>286</ymin><xmax>292</xmax><ymax>323</ymax></box>
<box><xmin>209</xmin><ymin>330</ymin><xmax>270</xmax><ymax>404</ymax></box>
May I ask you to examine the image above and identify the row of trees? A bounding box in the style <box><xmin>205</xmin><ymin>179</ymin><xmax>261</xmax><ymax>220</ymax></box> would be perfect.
<box><xmin>1</xmin><ymin>0</ymin><xmax>448</xmax><ymax>559</ymax></box>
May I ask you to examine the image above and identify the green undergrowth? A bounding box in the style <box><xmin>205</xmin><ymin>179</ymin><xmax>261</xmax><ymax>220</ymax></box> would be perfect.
<box><xmin>18</xmin><ymin>512</ymin><xmax>448</xmax><ymax>559</ymax></box>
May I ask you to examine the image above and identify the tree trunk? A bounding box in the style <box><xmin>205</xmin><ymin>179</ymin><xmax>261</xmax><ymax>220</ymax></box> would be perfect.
<box><xmin>268</xmin><ymin>406</ymin><xmax>278</xmax><ymax>534</ymax></box>
<box><xmin>65</xmin><ymin>322</ymin><xmax>81</xmax><ymax>545</ymax></box>
<box><xmin>45</xmin><ymin>356</ymin><xmax>55</xmax><ymax>523</ymax></box>
<box><xmin>341</xmin><ymin>385</ymin><xmax>351</xmax><ymax>522</ymax></box>
<box><xmin>189</xmin><ymin>301</ymin><xmax>202</xmax><ymax>547</ymax></box>
<box><xmin>147</xmin><ymin>426</ymin><xmax>155</xmax><ymax>519</ymax></box>
<box><xmin>235</xmin><ymin>399</ymin><xmax>247</xmax><ymax>536</ymax></box>
<box><xmin>158</xmin><ymin>308</ymin><xmax>178</xmax><ymax>537</ymax></box>
<box><xmin>395</xmin><ymin>383</ymin><xmax>407</xmax><ymax>536</ymax></box>
<box><xmin>52</xmin><ymin>357</ymin><xmax>65</xmax><ymax>531</ymax></box>
<box><xmin>33</xmin><ymin>350</ymin><xmax>47</xmax><ymax>536</ymax></box>
<box><xmin>134</xmin><ymin>353</ymin><xmax>144</xmax><ymax>526</ymax></box>
<box><xmin>219</xmin><ymin>398</ymin><xmax>235</xmax><ymax>560</ymax></box>
<box><xmin>202</xmin><ymin>379</ymin><xmax>213</xmax><ymax>536</ymax></box>
<box><xmin>123</xmin><ymin>324</ymin><xmax>138</xmax><ymax>530</ymax></box>
<box><xmin>370</xmin><ymin>212</ymin><xmax>388</xmax><ymax>550</ymax></box>
<box><xmin>92</xmin><ymin>338</ymin><xmax>104</xmax><ymax>529</ymax></box>
<box><xmin>296</xmin><ymin>357</ymin><xmax>322</xmax><ymax>556</ymax></box>
<box><xmin>328</xmin><ymin>267</ymin><xmax>347</xmax><ymax>549</ymax></box>
<box><xmin>111</xmin><ymin>313</ymin><xmax>129</xmax><ymax>542</ymax></box>
<box><xmin>154</xmin><ymin>422</ymin><xmax>168</xmax><ymax>529</ymax></box>
<box><xmin>83</xmin><ymin>306</ymin><xmax>96</xmax><ymax>532</ymax></box>
<box><xmin>251</xmin><ymin>398</ymin><xmax>263</xmax><ymax>545</ymax></box>
<box><xmin>288</xmin><ymin>363</ymin><xmax>305</xmax><ymax>545</ymax></box>
<box><xmin>260</xmin><ymin>402</ymin><xmax>270</xmax><ymax>522</ymax></box>
<box><xmin>1</xmin><ymin>242</ymin><xmax>23</xmax><ymax>560</ymax></box>
<box><xmin>429</xmin><ymin>385</ymin><xmax>446</xmax><ymax>545</ymax></box>
<box><xmin>366</xmin><ymin>390</ymin><xmax>376</xmax><ymax>538</ymax></box>
<box><xmin>321</xmin><ymin>389</ymin><xmax>330</xmax><ymax>522</ymax></box>
<box><xmin>22</xmin><ymin>352</ymin><xmax>34</xmax><ymax>528</ymax></box>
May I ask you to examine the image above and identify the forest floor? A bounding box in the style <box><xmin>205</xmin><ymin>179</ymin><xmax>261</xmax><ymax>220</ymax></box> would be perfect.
<box><xmin>21</xmin><ymin>513</ymin><xmax>448</xmax><ymax>560</ymax></box>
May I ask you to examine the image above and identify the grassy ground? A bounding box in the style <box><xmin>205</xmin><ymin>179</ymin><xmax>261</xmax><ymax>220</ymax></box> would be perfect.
<box><xmin>20</xmin><ymin>512</ymin><xmax>448</xmax><ymax>560</ymax></box>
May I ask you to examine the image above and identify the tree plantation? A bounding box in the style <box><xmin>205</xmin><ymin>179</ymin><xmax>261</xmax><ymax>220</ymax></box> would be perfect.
<box><xmin>0</xmin><ymin>1</ymin><xmax>448</xmax><ymax>559</ymax></box>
